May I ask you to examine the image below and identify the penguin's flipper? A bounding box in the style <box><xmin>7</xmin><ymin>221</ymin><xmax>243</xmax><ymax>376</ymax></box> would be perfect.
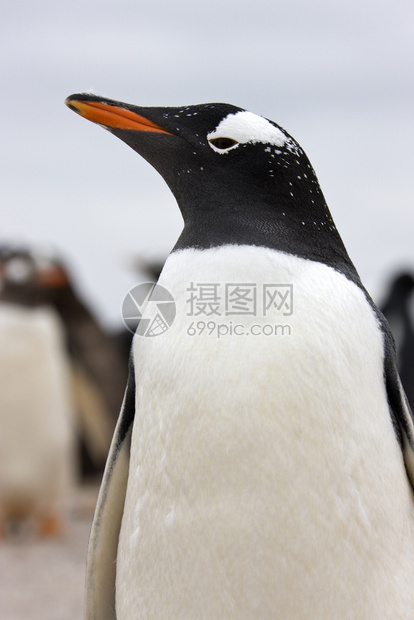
<box><xmin>383</xmin><ymin>324</ymin><xmax>414</xmax><ymax>488</ymax></box>
<box><xmin>84</xmin><ymin>354</ymin><xmax>136</xmax><ymax>620</ymax></box>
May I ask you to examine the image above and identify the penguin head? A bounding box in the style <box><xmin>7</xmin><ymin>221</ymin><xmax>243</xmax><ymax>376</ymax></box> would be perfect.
<box><xmin>1</xmin><ymin>251</ymin><xmax>35</xmax><ymax>286</ymax></box>
<box><xmin>65</xmin><ymin>94</ymin><xmax>353</xmax><ymax>274</ymax></box>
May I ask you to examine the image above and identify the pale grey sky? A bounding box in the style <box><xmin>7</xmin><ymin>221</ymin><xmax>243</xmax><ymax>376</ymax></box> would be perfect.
<box><xmin>2</xmin><ymin>0</ymin><xmax>414</xmax><ymax>325</ymax></box>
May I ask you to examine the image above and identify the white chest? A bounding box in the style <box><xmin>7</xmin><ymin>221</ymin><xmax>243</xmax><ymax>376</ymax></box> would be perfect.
<box><xmin>116</xmin><ymin>246</ymin><xmax>414</xmax><ymax>619</ymax></box>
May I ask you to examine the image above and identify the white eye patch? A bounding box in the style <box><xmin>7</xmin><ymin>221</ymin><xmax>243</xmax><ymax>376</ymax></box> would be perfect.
<box><xmin>207</xmin><ymin>111</ymin><xmax>288</xmax><ymax>154</ymax></box>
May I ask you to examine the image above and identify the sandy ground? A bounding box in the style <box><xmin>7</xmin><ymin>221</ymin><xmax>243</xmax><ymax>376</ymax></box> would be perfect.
<box><xmin>0</xmin><ymin>483</ymin><xmax>99</xmax><ymax>620</ymax></box>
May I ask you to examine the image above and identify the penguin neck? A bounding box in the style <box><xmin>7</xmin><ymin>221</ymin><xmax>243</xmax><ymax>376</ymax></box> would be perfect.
<box><xmin>173</xmin><ymin>199</ymin><xmax>360</xmax><ymax>287</ymax></box>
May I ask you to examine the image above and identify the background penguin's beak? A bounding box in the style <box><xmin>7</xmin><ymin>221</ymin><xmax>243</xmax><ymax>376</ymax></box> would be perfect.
<box><xmin>65</xmin><ymin>96</ymin><xmax>173</xmax><ymax>135</ymax></box>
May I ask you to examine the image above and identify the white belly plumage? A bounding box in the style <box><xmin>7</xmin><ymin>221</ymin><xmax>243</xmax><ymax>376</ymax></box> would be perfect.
<box><xmin>116</xmin><ymin>245</ymin><xmax>414</xmax><ymax>619</ymax></box>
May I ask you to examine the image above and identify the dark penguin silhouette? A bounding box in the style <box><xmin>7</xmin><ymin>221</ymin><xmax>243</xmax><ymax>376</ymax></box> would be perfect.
<box><xmin>66</xmin><ymin>93</ymin><xmax>414</xmax><ymax>619</ymax></box>
<box><xmin>381</xmin><ymin>272</ymin><xmax>414</xmax><ymax>411</ymax></box>
<box><xmin>38</xmin><ymin>258</ymin><xmax>128</xmax><ymax>476</ymax></box>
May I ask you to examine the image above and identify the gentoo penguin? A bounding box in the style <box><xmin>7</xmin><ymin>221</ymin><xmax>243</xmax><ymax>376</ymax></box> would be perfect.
<box><xmin>0</xmin><ymin>251</ymin><xmax>75</xmax><ymax>536</ymax></box>
<box><xmin>66</xmin><ymin>93</ymin><xmax>414</xmax><ymax>619</ymax></box>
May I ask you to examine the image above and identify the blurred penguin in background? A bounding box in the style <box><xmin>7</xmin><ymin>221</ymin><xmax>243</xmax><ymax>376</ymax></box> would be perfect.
<box><xmin>381</xmin><ymin>271</ymin><xmax>414</xmax><ymax>411</ymax></box>
<box><xmin>0</xmin><ymin>249</ymin><xmax>75</xmax><ymax>537</ymax></box>
<box><xmin>0</xmin><ymin>246</ymin><xmax>128</xmax><ymax>481</ymax></box>
<box><xmin>33</xmin><ymin>253</ymin><xmax>127</xmax><ymax>477</ymax></box>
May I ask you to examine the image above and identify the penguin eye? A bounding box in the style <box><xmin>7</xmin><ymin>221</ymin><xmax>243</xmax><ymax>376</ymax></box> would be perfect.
<box><xmin>209</xmin><ymin>137</ymin><xmax>238</xmax><ymax>150</ymax></box>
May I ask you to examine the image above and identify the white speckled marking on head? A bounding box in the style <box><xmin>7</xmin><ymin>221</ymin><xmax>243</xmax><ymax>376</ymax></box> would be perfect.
<box><xmin>207</xmin><ymin>111</ymin><xmax>288</xmax><ymax>153</ymax></box>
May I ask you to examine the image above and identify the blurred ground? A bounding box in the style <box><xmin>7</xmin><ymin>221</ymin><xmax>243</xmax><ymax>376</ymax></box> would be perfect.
<box><xmin>0</xmin><ymin>483</ymin><xmax>99</xmax><ymax>620</ymax></box>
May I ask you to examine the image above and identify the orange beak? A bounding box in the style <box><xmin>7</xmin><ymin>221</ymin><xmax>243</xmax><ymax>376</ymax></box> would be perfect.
<box><xmin>65</xmin><ymin>97</ymin><xmax>173</xmax><ymax>135</ymax></box>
